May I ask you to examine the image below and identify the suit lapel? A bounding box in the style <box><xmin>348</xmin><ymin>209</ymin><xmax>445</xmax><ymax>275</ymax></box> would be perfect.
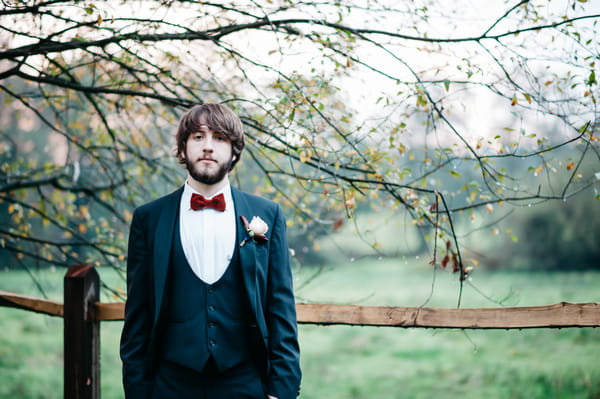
<box><xmin>231</xmin><ymin>187</ymin><xmax>259</xmax><ymax>316</ymax></box>
<box><xmin>152</xmin><ymin>187</ymin><xmax>183</xmax><ymax>324</ymax></box>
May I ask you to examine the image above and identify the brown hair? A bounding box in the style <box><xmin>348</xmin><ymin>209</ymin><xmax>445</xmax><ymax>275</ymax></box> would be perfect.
<box><xmin>175</xmin><ymin>103</ymin><xmax>245</xmax><ymax>170</ymax></box>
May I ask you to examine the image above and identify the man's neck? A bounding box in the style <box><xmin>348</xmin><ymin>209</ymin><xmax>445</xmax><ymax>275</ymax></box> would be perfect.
<box><xmin>186</xmin><ymin>175</ymin><xmax>229</xmax><ymax>198</ymax></box>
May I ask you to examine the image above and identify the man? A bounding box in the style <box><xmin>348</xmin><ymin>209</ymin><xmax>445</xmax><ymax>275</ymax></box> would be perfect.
<box><xmin>120</xmin><ymin>103</ymin><xmax>301</xmax><ymax>399</ymax></box>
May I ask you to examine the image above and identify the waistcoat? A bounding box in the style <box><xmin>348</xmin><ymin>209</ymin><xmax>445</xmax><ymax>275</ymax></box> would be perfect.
<box><xmin>159</xmin><ymin>215</ymin><xmax>253</xmax><ymax>373</ymax></box>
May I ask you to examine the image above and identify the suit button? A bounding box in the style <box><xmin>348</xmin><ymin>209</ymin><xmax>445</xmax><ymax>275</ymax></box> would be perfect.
<box><xmin>208</xmin><ymin>305</ymin><xmax>215</xmax><ymax>311</ymax></box>
<box><xmin>208</xmin><ymin>287</ymin><xmax>214</xmax><ymax>293</ymax></box>
<box><xmin>209</xmin><ymin>340</ymin><xmax>216</xmax><ymax>347</ymax></box>
<box><xmin>208</xmin><ymin>322</ymin><xmax>215</xmax><ymax>328</ymax></box>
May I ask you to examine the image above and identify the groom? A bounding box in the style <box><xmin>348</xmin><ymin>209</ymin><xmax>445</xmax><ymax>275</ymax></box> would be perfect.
<box><xmin>120</xmin><ymin>103</ymin><xmax>301</xmax><ymax>399</ymax></box>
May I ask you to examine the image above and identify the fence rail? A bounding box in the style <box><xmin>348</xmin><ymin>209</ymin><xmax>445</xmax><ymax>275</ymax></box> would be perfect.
<box><xmin>1</xmin><ymin>265</ymin><xmax>600</xmax><ymax>399</ymax></box>
<box><xmin>2</xmin><ymin>286</ymin><xmax>600</xmax><ymax>329</ymax></box>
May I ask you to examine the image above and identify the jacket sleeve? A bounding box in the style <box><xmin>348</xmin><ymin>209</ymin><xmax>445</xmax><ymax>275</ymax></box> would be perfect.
<box><xmin>120</xmin><ymin>207</ymin><xmax>153</xmax><ymax>399</ymax></box>
<box><xmin>265</xmin><ymin>205</ymin><xmax>302</xmax><ymax>399</ymax></box>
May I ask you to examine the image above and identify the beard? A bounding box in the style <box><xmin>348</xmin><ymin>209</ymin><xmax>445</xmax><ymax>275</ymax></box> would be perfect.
<box><xmin>185</xmin><ymin>156</ymin><xmax>232</xmax><ymax>186</ymax></box>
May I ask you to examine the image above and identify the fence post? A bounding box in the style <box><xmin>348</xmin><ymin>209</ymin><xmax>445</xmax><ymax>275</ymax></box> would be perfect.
<box><xmin>64</xmin><ymin>265</ymin><xmax>100</xmax><ymax>399</ymax></box>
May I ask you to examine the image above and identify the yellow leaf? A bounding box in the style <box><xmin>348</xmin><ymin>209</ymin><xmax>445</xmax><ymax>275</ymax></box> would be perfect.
<box><xmin>123</xmin><ymin>209</ymin><xmax>132</xmax><ymax>221</ymax></box>
<box><xmin>80</xmin><ymin>205</ymin><xmax>90</xmax><ymax>219</ymax></box>
<box><xmin>469</xmin><ymin>191</ymin><xmax>477</xmax><ymax>202</ymax></box>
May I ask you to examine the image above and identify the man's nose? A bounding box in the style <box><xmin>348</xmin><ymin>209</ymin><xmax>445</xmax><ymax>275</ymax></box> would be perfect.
<box><xmin>202</xmin><ymin>136</ymin><xmax>214</xmax><ymax>151</ymax></box>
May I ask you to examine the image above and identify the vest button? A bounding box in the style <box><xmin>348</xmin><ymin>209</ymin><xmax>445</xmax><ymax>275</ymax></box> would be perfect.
<box><xmin>208</xmin><ymin>305</ymin><xmax>215</xmax><ymax>311</ymax></box>
<box><xmin>209</xmin><ymin>340</ymin><xmax>216</xmax><ymax>347</ymax></box>
<box><xmin>208</xmin><ymin>322</ymin><xmax>215</xmax><ymax>328</ymax></box>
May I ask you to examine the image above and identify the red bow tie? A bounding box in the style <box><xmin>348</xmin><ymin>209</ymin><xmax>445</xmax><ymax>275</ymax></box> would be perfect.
<box><xmin>190</xmin><ymin>193</ymin><xmax>226</xmax><ymax>212</ymax></box>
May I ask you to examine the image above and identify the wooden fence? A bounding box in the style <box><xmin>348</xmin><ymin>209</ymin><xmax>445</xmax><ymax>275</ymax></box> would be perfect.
<box><xmin>1</xmin><ymin>264</ymin><xmax>599</xmax><ymax>398</ymax></box>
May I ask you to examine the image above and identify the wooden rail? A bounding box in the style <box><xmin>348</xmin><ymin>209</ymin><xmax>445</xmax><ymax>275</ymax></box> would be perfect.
<box><xmin>0</xmin><ymin>290</ymin><xmax>64</xmax><ymax>317</ymax></box>
<box><xmin>3</xmin><ymin>290</ymin><xmax>600</xmax><ymax>329</ymax></box>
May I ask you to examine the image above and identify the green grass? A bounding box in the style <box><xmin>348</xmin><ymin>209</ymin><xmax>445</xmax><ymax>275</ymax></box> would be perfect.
<box><xmin>1</xmin><ymin>262</ymin><xmax>600</xmax><ymax>398</ymax></box>
<box><xmin>294</xmin><ymin>260</ymin><xmax>600</xmax><ymax>399</ymax></box>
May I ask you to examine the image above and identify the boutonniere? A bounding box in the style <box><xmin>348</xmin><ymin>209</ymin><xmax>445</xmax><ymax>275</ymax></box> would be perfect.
<box><xmin>240</xmin><ymin>215</ymin><xmax>269</xmax><ymax>247</ymax></box>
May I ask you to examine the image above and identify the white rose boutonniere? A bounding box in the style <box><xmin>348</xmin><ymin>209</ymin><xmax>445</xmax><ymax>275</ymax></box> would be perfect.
<box><xmin>240</xmin><ymin>215</ymin><xmax>269</xmax><ymax>246</ymax></box>
<box><xmin>248</xmin><ymin>216</ymin><xmax>268</xmax><ymax>236</ymax></box>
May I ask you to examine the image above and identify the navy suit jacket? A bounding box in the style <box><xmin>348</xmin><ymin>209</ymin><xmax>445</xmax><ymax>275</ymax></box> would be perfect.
<box><xmin>120</xmin><ymin>186</ymin><xmax>301</xmax><ymax>399</ymax></box>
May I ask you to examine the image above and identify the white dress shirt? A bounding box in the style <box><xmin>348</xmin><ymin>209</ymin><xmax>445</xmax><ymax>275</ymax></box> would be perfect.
<box><xmin>179</xmin><ymin>182</ymin><xmax>236</xmax><ymax>284</ymax></box>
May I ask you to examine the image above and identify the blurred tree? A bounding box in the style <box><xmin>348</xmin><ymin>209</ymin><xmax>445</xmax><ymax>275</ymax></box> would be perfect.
<box><xmin>471</xmin><ymin>152</ymin><xmax>600</xmax><ymax>271</ymax></box>
<box><xmin>0</xmin><ymin>0</ymin><xmax>598</xmax><ymax>296</ymax></box>
<box><xmin>518</xmin><ymin>195</ymin><xmax>600</xmax><ymax>271</ymax></box>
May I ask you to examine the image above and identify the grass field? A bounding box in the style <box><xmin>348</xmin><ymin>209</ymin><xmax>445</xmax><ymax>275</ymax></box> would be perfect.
<box><xmin>1</xmin><ymin>260</ymin><xmax>600</xmax><ymax>399</ymax></box>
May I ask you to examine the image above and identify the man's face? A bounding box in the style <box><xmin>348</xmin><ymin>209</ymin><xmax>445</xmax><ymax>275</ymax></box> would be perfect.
<box><xmin>183</xmin><ymin>125</ymin><xmax>233</xmax><ymax>186</ymax></box>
